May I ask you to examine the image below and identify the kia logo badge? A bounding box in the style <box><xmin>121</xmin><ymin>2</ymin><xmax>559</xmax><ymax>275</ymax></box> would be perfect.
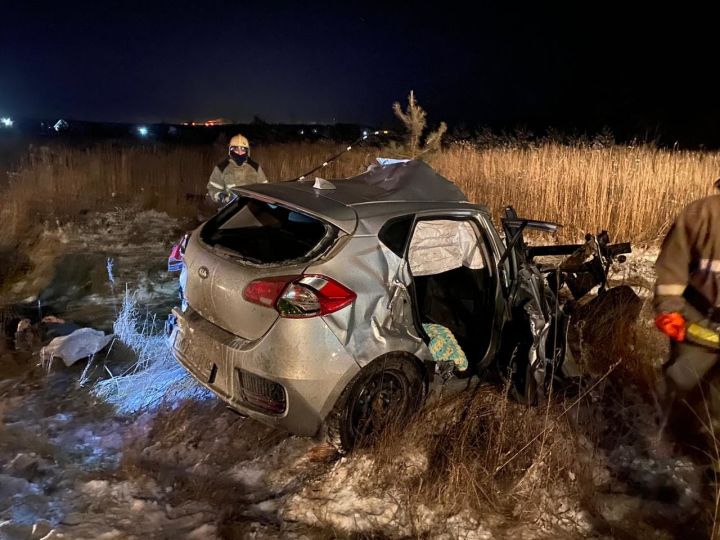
<box><xmin>198</xmin><ymin>266</ymin><xmax>210</xmax><ymax>279</ymax></box>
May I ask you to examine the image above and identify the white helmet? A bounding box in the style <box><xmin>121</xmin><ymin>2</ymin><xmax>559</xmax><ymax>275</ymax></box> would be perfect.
<box><xmin>229</xmin><ymin>133</ymin><xmax>250</xmax><ymax>151</ymax></box>
<box><xmin>228</xmin><ymin>133</ymin><xmax>250</xmax><ymax>165</ymax></box>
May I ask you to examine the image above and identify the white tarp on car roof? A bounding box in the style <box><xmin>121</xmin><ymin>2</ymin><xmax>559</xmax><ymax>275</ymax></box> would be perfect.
<box><xmin>408</xmin><ymin>220</ymin><xmax>485</xmax><ymax>276</ymax></box>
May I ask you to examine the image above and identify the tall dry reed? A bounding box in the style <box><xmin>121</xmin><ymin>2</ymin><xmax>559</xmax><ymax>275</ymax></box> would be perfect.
<box><xmin>1</xmin><ymin>140</ymin><xmax>718</xmax><ymax>244</ymax></box>
<box><xmin>432</xmin><ymin>142</ymin><xmax>720</xmax><ymax>242</ymax></box>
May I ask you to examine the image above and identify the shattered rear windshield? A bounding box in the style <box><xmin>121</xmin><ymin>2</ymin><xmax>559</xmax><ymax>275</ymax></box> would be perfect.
<box><xmin>201</xmin><ymin>198</ymin><xmax>335</xmax><ymax>264</ymax></box>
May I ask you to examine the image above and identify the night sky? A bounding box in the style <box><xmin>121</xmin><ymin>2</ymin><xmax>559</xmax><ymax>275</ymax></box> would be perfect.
<box><xmin>2</xmin><ymin>1</ymin><xmax>719</xmax><ymax>141</ymax></box>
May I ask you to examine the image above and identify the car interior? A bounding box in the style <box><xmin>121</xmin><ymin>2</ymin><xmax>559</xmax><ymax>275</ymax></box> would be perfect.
<box><xmin>408</xmin><ymin>219</ymin><xmax>497</xmax><ymax>366</ymax></box>
<box><xmin>201</xmin><ymin>198</ymin><xmax>330</xmax><ymax>263</ymax></box>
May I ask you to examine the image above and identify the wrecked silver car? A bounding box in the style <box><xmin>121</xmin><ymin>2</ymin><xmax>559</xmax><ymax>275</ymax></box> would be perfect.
<box><xmin>171</xmin><ymin>159</ymin><xmax>631</xmax><ymax>450</ymax></box>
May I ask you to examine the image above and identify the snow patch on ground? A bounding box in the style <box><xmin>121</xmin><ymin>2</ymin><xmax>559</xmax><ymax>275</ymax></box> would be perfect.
<box><xmin>611</xmin><ymin>246</ymin><xmax>658</xmax><ymax>297</ymax></box>
<box><xmin>0</xmin><ymin>211</ymin><xmax>711</xmax><ymax>538</ymax></box>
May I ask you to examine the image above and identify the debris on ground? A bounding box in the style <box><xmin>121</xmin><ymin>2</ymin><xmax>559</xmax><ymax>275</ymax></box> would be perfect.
<box><xmin>0</xmin><ymin>210</ymin><xmax>715</xmax><ymax>538</ymax></box>
<box><xmin>41</xmin><ymin>327</ymin><xmax>114</xmax><ymax>368</ymax></box>
<box><xmin>14</xmin><ymin>318</ymin><xmax>36</xmax><ymax>351</ymax></box>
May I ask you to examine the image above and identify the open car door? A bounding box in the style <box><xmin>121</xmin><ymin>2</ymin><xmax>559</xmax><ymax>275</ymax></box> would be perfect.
<box><xmin>500</xmin><ymin>206</ymin><xmax>561</xmax><ymax>279</ymax></box>
<box><xmin>498</xmin><ymin>206</ymin><xmax>636</xmax><ymax>404</ymax></box>
<box><xmin>498</xmin><ymin>207</ymin><xmax>565</xmax><ymax>404</ymax></box>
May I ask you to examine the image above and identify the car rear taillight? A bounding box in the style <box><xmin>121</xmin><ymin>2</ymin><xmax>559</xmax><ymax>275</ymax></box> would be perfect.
<box><xmin>243</xmin><ymin>275</ymin><xmax>356</xmax><ymax>318</ymax></box>
<box><xmin>168</xmin><ymin>233</ymin><xmax>192</xmax><ymax>272</ymax></box>
<box><xmin>243</xmin><ymin>276</ymin><xmax>299</xmax><ymax>307</ymax></box>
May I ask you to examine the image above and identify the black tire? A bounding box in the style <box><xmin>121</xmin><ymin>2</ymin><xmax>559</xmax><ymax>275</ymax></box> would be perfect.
<box><xmin>325</xmin><ymin>354</ymin><xmax>425</xmax><ymax>453</ymax></box>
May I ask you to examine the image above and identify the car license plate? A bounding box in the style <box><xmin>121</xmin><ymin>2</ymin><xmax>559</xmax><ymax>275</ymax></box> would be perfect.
<box><xmin>175</xmin><ymin>331</ymin><xmax>212</xmax><ymax>376</ymax></box>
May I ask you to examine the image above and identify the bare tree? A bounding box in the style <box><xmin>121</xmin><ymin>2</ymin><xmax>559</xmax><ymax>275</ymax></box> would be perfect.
<box><xmin>392</xmin><ymin>90</ymin><xmax>447</xmax><ymax>159</ymax></box>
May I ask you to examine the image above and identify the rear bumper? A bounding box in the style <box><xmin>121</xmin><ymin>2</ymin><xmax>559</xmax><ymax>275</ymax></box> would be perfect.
<box><xmin>171</xmin><ymin>307</ymin><xmax>360</xmax><ymax>437</ymax></box>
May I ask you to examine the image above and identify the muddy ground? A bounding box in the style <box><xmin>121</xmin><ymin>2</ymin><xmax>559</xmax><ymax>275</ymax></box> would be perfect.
<box><xmin>0</xmin><ymin>209</ymin><xmax>716</xmax><ymax>539</ymax></box>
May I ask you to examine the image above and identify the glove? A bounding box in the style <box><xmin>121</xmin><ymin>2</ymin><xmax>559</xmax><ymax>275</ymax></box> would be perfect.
<box><xmin>217</xmin><ymin>192</ymin><xmax>227</xmax><ymax>204</ymax></box>
<box><xmin>655</xmin><ymin>312</ymin><xmax>686</xmax><ymax>342</ymax></box>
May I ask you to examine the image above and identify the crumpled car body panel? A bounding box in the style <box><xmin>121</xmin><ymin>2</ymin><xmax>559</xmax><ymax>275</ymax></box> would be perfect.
<box><xmin>172</xmin><ymin>160</ymin><xmax>632</xmax><ymax>436</ymax></box>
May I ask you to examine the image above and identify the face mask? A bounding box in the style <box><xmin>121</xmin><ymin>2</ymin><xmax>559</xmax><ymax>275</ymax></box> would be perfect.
<box><xmin>230</xmin><ymin>152</ymin><xmax>247</xmax><ymax>166</ymax></box>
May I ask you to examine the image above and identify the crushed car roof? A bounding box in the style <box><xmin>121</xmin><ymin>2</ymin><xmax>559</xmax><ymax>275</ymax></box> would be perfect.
<box><xmin>234</xmin><ymin>160</ymin><xmax>483</xmax><ymax>234</ymax></box>
<box><xmin>305</xmin><ymin>159</ymin><xmax>469</xmax><ymax>205</ymax></box>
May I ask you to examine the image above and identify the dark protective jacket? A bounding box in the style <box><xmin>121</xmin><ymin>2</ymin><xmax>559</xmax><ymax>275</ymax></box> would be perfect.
<box><xmin>655</xmin><ymin>194</ymin><xmax>720</xmax><ymax>320</ymax></box>
<box><xmin>206</xmin><ymin>157</ymin><xmax>267</xmax><ymax>203</ymax></box>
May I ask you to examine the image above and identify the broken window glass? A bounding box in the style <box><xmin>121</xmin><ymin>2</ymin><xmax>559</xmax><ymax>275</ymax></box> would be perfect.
<box><xmin>201</xmin><ymin>198</ymin><xmax>334</xmax><ymax>264</ymax></box>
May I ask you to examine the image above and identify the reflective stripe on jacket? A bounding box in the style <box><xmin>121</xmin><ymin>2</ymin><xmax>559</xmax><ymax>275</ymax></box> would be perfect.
<box><xmin>206</xmin><ymin>157</ymin><xmax>268</xmax><ymax>202</ymax></box>
<box><xmin>655</xmin><ymin>194</ymin><xmax>720</xmax><ymax>318</ymax></box>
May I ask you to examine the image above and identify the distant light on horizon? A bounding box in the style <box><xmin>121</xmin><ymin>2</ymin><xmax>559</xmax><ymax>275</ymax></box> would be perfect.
<box><xmin>137</xmin><ymin>125</ymin><xmax>149</xmax><ymax>137</ymax></box>
<box><xmin>1</xmin><ymin>117</ymin><xmax>13</xmax><ymax>128</ymax></box>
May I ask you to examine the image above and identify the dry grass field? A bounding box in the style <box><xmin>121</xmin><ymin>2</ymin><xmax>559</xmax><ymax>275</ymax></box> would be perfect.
<box><xmin>1</xmin><ymin>140</ymin><xmax>717</xmax><ymax>246</ymax></box>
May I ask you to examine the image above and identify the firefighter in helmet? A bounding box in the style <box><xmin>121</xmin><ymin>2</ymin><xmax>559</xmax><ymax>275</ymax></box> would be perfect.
<box><xmin>206</xmin><ymin>133</ymin><xmax>267</xmax><ymax>204</ymax></box>
<box><xmin>655</xmin><ymin>178</ymin><xmax>720</xmax><ymax>445</ymax></box>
